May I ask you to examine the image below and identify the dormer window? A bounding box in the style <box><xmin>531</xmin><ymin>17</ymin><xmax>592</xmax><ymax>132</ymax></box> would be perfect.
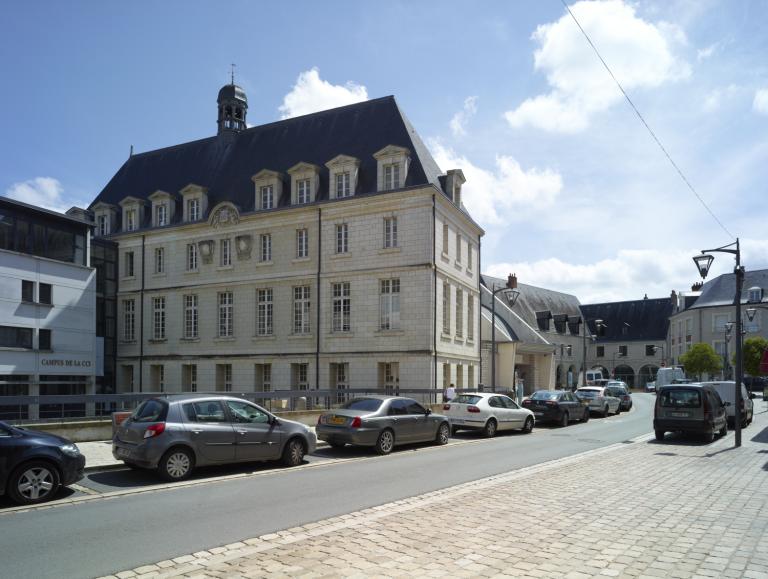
<box><xmin>92</xmin><ymin>202</ymin><xmax>117</xmax><ymax>237</ymax></box>
<box><xmin>325</xmin><ymin>155</ymin><xmax>360</xmax><ymax>200</ymax></box>
<box><xmin>155</xmin><ymin>204</ymin><xmax>168</xmax><ymax>227</ymax></box>
<box><xmin>260</xmin><ymin>185</ymin><xmax>274</xmax><ymax>210</ymax></box>
<box><xmin>373</xmin><ymin>145</ymin><xmax>410</xmax><ymax>193</ymax></box>
<box><xmin>748</xmin><ymin>286</ymin><xmax>763</xmax><ymax>303</ymax></box>
<box><xmin>126</xmin><ymin>209</ymin><xmax>137</xmax><ymax>231</ymax></box>
<box><xmin>188</xmin><ymin>198</ymin><xmax>200</xmax><ymax>221</ymax></box>
<box><xmin>287</xmin><ymin>163</ymin><xmax>320</xmax><ymax>205</ymax></box>
<box><xmin>445</xmin><ymin>169</ymin><xmax>466</xmax><ymax>208</ymax></box>
<box><xmin>97</xmin><ymin>214</ymin><xmax>109</xmax><ymax>236</ymax></box>
<box><xmin>148</xmin><ymin>191</ymin><xmax>175</xmax><ymax>228</ymax></box>
<box><xmin>180</xmin><ymin>184</ymin><xmax>208</xmax><ymax>223</ymax></box>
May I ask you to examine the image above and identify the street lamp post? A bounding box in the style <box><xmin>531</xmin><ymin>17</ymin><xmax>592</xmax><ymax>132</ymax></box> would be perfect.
<box><xmin>581</xmin><ymin>318</ymin><xmax>604</xmax><ymax>387</ymax></box>
<box><xmin>490</xmin><ymin>275</ymin><xmax>520</xmax><ymax>393</ymax></box>
<box><xmin>723</xmin><ymin>322</ymin><xmax>734</xmax><ymax>380</ymax></box>
<box><xmin>693</xmin><ymin>239</ymin><xmax>744</xmax><ymax>447</ymax></box>
<box><xmin>653</xmin><ymin>344</ymin><xmax>666</xmax><ymax>367</ymax></box>
<box><xmin>612</xmin><ymin>351</ymin><xmax>624</xmax><ymax>378</ymax></box>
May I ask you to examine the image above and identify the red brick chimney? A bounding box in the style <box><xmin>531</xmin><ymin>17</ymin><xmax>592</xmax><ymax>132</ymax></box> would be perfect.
<box><xmin>507</xmin><ymin>273</ymin><xmax>517</xmax><ymax>290</ymax></box>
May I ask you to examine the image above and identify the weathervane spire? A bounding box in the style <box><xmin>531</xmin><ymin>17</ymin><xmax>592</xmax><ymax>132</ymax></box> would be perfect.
<box><xmin>230</xmin><ymin>63</ymin><xmax>236</xmax><ymax>85</ymax></box>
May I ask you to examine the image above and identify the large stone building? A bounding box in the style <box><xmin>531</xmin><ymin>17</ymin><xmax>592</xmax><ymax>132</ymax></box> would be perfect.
<box><xmin>669</xmin><ymin>270</ymin><xmax>768</xmax><ymax>379</ymax></box>
<box><xmin>88</xmin><ymin>84</ymin><xmax>483</xmax><ymax>401</ymax></box>
<box><xmin>0</xmin><ymin>197</ymin><xmax>100</xmax><ymax>419</ymax></box>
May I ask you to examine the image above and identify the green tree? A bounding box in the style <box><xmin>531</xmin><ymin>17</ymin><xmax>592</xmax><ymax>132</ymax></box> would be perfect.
<box><xmin>742</xmin><ymin>336</ymin><xmax>768</xmax><ymax>377</ymax></box>
<box><xmin>680</xmin><ymin>343</ymin><xmax>722</xmax><ymax>380</ymax></box>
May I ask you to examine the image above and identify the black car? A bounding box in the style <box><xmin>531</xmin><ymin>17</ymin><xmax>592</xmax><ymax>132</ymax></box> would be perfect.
<box><xmin>521</xmin><ymin>390</ymin><xmax>590</xmax><ymax>426</ymax></box>
<box><xmin>606</xmin><ymin>384</ymin><xmax>633</xmax><ymax>411</ymax></box>
<box><xmin>0</xmin><ymin>421</ymin><xmax>85</xmax><ymax>505</ymax></box>
<box><xmin>744</xmin><ymin>376</ymin><xmax>768</xmax><ymax>393</ymax></box>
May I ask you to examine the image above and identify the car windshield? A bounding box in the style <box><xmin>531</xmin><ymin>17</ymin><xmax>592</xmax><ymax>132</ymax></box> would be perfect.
<box><xmin>659</xmin><ymin>389</ymin><xmax>701</xmax><ymax>408</ymax></box>
<box><xmin>131</xmin><ymin>399</ymin><xmax>168</xmax><ymax>423</ymax></box>
<box><xmin>451</xmin><ymin>395</ymin><xmax>482</xmax><ymax>405</ymax></box>
<box><xmin>530</xmin><ymin>391</ymin><xmax>559</xmax><ymax>401</ymax></box>
<box><xmin>341</xmin><ymin>398</ymin><xmax>383</xmax><ymax>411</ymax></box>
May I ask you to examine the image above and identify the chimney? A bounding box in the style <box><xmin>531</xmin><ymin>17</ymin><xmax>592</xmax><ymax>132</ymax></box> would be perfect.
<box><xmin>507</xmin><ymin>272</ymin><xmax>517</xmax><ymax>290</ymax></box>
<box><xmin>691</xmin><ymin>282</ymin><xmax>703</xmax><ymax>292</ymax></box>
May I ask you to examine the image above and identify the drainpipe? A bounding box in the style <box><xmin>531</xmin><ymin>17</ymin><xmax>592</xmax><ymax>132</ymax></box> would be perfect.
<box><xmin>477</xmin><ymin>234</ymin><xmax>482</xmax><ymax>386</ymax></box>
<box><xmin>432</xmin><ymin>194</ymin><xmax>437</xmax><ymax>403</ymax></box>
<box><xmin>316</xmin><ymin>208</ymin><xmax>322</xmax><ymax>397</ymax></box>
<box><xmin>139</xmin><ymin>234</ymin><xmax>145</xmax><ymax>393</ymax></box>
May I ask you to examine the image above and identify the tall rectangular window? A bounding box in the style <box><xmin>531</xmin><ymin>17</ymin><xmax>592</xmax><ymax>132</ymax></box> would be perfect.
<box><xmin>124</xmin><ymin>251</ymin><xmax>135</xmax><ymax>277</ymax></box>
<box><xmin>332</xmin><ymin>362</ymin><xmax>349</xmax><ymax>403</ymax></box>
<box><xmin>183</xmin><ymin>294</ymin><xmax>198</xmax><ymax>339</ymax></box>
<box><xmin>442</xmin><ymin>223</ymin><xmax>449</xmax><ymax>254</ymax></box>
<box><xmin>97</xmin><ymin>215</ymin><xmax>108</xmax><ymax>236</ymax></box>
<box><xmin>220</xmin><ymin>238</ymin><xmax>232</xmax><ymax>266</ymax></box>
<box><xmin>126</xmin><ymin>209</ymin><xmax>137</xmax><ymax>231</ymax></box>
<box><xmin>293</xmin><ymin>285</ymin><xmax>311</xmax><ymax>334</ymax></box>
<box><xmin>22</xmin><ymin>280</ymin><xmax>34</xmax><ymax>302</ymax></box>
<box><xmin>255</xmin><ymin>364</ymin><xmax>272</xmax><ymax>392</ymax></box>
<box><xmin>297</xmin><ymin>179</ymin><xmax>310</xmax><ymax>204</ymax></box>
<box><xmin>442</xmin><ymin>282</ymin><xmax>450</xmax><ymax>334</ymax></box>
<box><xmin>154</xmin><ymin>247</ymin><xmax>164</xmax><ymax>274</ymax></box>
<box><xmin>39</xmin><ymin>329</ymin><xmax>51</xmax><ymax>351</ymax></box>
<box><xmin>155</xmin><ymin>204</ymin><xmax>167</xmax><ymax>226</ymax></box>
<box><xmin>468</xmin><ymin>365</ymin><xmax>475</xmax><ymax>389</ymax></box>
<box><xmin>467</xmin><ymin>295</ymin><xmax>474</xmax><ymax>341</ymax></box>
<box><xmin>217</xmin><ymin>364</ymin><xmax>233</xmax><ymax>392</ymax></box>
<box><xmin>188</xmin><ymin>198</ymin><xmax>200</xmax><ymax>221</ymax></box>
<box><xmin>39</xmin><ymin>283</ymin><xmax>52</xmax><ymax>305</ymax></box>
<box><xmin>456</xmin><ymin>233</ymin><xmax>462</xmax><ymax>264</ymax></box>
<box><xmin>123</xmin><ymin>299</ymin><xmax>135</xmax><ymax>341</ymax></box>
<box><xmin>293</xmin><ymin>363</ymin><xmax>309</xmax><ymax>390</ymax></box>
<box><xmin>467</xmin><ymin>243</ymin><xmax>473</xmax><ymax>270</ymax></box>
<box><xmin>186</xmin><ymin>243</ymin><xmax>198</xmax><ymax>271</ymax></box>
<box><xmin>182</xmin><ymin>364</ymin><xmax>198</xmax><ymax>392</ymax></box>
<box><xmin>260</xmin><ymin>185</ymin><xmax>273</xmax><ymax>209</ymax></box>
<box><xmin>381</xmin><ymin>362</ymin><xmax>399</xmax><ymax>395</ymax></box>
<box><xmin>383</xmin><ymin>163</ymin><xmax>400</xmax><ymax>190</ymax></box>
<box><xmin>218</xmin><ymin>291</ymin><xmax>233</xmax><ymax>338</ymax></box>
<box><xmin>336</xmin><ymin>172</ymin><xmax>351</xmax><ymax>198</ymax></box>
<box><xmin>152</xmin><ymin>297</ymin><xmax>166</xmax><ymax>340</ymax></box>
<box><xmin>151</xmin><ymin>364</ymin><xmax>165</xmax><ymax>392</ymax></box>
<box><xmin>332</xmin><ymin>282</ymin><xmax>351</xmax><ymax>333</ymax></box>
<box><xmin>379</xmin><ymin>279</ymin><xmax>401</xmax><ymax>330</ymax></box>
<box><xmin>260</xmin><ymin>234</ymin><xmax>272</xmax><ymax>262</ymax></box>
<box><xmin>455</xmin><ymin>288</ymin><xmax>463</xmax><ymax>338</ymax></box>
<box><xmin>0</xmin><ymin>326</ymin><xmax>33</xmax><ymax>349</ymax></box>
<box><xmin>296</xmin><ymin>228</ymin><xmax>308</xmax><ymax>258</ymax></box>
<box><xmin>256</xmin><ymin>289</ymin><xmax>273</xmax><ymax>336</ymax></box>
<box><xmin>336</xmin><ymin>223</ymin><xmax>348</xmax><ymax>254</ymax></box>
<box><xmin>384</xmin><ymin>217</ymin><xmax>398</xmax><ymax>249</ymax></box>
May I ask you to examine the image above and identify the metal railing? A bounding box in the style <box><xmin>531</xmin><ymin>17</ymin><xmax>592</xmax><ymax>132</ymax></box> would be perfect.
<box><xmin>1</xmin><ymin>388</ymin><xmax>444</xmax><ymax>424</ymax></box>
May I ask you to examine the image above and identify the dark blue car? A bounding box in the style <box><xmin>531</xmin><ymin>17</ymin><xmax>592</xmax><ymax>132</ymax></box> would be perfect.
<box><xmin>0</xmin><ymin>421</ymin><xmax>85</xmax><ymax>505</ymax></box>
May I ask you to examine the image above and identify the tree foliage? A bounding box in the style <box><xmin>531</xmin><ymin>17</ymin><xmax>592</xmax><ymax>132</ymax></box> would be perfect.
<box><xmin>742</xmin><ymin>336</ymin><xmax>768</xmax><ymax>377</ymax></box>
<box><xmin>680</xmin><ymin>343</ymin><xmax>722</xmax><ymax>379</ymax></box>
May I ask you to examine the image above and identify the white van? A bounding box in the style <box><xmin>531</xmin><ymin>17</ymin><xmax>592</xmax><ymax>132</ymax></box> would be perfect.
<box><xmin>647</xmin><ymin>367</ymin><xmax>686</xmax><ymax>392</ymax></box>
<box><xmin>585</xmin><ymin>370</ymin><xmax>604</xmax><ymax>386</ymax></box>
<box><xmin>698</xmin><ymin>381</ymin><xmax>754</xmax><ymax>428</ymax></box>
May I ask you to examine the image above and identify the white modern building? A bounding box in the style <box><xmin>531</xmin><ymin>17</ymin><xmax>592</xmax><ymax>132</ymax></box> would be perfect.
<box><xmin>89</xmin><ymin>84</ymin><xmax>483</xmax><ymax>400</ymax></box>
<box><xmin>0</xmin><ymin>197</ymin><xmax>97</xmax><ymax>419</ymax></box>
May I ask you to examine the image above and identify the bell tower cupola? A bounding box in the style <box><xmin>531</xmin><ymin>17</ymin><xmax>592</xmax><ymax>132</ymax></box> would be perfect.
<box><xmin>217</xmin><ymin>65</ymin><xmax>248</xmax><ymax>135</ymax></box>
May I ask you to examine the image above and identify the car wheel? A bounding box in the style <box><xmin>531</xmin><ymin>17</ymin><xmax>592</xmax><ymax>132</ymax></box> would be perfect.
<box><xmin>374</xmin><ymin>429</ymin><xmax>395</xmax><ymax>455</ymax></box>
<box><xmin>8</xmin><ymin>461</ymin><xmax>61</xmax><ymax>505</ymax></box>
<box><xmin>158</xmin><ymin>447</ymin><xmax>194</xmax><ymax>481</ymax></box>
<box><xmin>655</xmin><ymin>430</ymin><xmax>665</xmax><ymax>441</ymax></box>
<box><xmin>719</xmin><ymin>422</ymin><xmax>728</xmax><ymax>437</ymax></box>
<box><xmin>603</xmin><ymin>405</ymin><xmax>609</xmax><ymax>417</ymax></box>
<box><xmin>483</xmin><ymin>419</ymin><xmax>497</xmax><ymax>438</ymax></box>
<box><xmin>435</xmin><ymin>422</ymin><xmax>450</xmax><ymax>445</ymax></box>
<box><xmin>282</xmin><ymin>438</ymin><xmax>305</xmax><ymax>467</ymax></box>
<box><xmin>704</xmin><ymin>430</ymin><xmax>715</xmax><ymax>443</ymax></box>
<box><xmin>522</xmin><ymin>417</ymin><xmax>534</xmax><ymax>434</ymax></box>
<box><xmin>582</xmin><ymin>409</ymin><xmax>590</xmax><ymax>423</ymax></box>
<box><xmin>560</xmin><ymin>412</ymin><xmax>569</xmax><ymax>427</ymax></box>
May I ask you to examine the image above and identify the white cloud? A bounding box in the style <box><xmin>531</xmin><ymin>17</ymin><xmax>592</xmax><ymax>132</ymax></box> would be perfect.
<box><xmin>278</xmin><ymin>68</ymin><xmax>368</xmax><ymax>119</ymax></box>
<box><xmin>505</xmin><ymin>0</ymin><xmax>689</xmax><ymax>133</ymax></box>
<box><xmin>449</xmin><ymin>96</ymin><xmax>478</xmax><ymax>137</ymax></box>
<box><xmin>752</xmin><ymin>88</ymin><xmax>768</xmax><ymax>115</ymax></box>
<box><xmin>4</xmin><ymin>177</ymin><xmax>78</xmax><ymax>214</ymax></box>
<box><xmin>702</xmin><ymin>84</ymin><xmax>740</xmax><ymax>113</ymax></box>
<box><xmin>429</xmin><ymin>140</ymin><xmax>563</xmax><ymax>226</ymax></box>
<box><xmin>697</xmin><ymin>42</ymin><xmax>718</xmax><ymax>62</ymax></box>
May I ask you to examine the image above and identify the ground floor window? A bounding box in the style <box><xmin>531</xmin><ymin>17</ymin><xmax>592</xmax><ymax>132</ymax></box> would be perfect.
<box><xmin>331</xmin><ymin>363</ymin><xmax>349</xmax><ymax>404</ymax></box>
<box><xmin>39</xmin><ymin>375</ymin><xmax>87</xmax><ymax>419</ymax></box>
<box><xmin>0</xmin><ymin>375</ymin><xmax>30</xmax><ymax>420</ymax></box>
<box><xmin>379</xmin><ymin>362</ymin><xmax>399</xmax><ymax>395</ymax></box>
<box><xmin>216</xmin><ymin>364</ymin><xmax>232</xmax><ymax>392</ymax></box>
<box><xmin>182</xmin><ymin>364</ymin><xmax>197</xmax><ymax>392</ymax></box>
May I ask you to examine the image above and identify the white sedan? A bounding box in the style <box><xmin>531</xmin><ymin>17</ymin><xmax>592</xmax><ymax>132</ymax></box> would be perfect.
<box><xmin>442</xmin><ymin>392</ymin><xmax>535</xmax><ymax>437</ymax></box>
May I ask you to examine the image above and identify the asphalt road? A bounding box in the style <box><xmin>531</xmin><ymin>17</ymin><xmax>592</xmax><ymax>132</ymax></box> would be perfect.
<box><xmin>2</xmin><ymin>394</ymin><xmax>656</xmax><ymax>579</ymax></box>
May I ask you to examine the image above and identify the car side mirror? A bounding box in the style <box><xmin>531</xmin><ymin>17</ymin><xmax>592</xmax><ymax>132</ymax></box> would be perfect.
<box><xmin>425</xmin><ymin>408</ymin><xmax>432</xmax><ymax>415</ymax></box>
<box><xmin>749</xmin><ymin>392</ymin><xmax>756</xmax><ymax>399</ymax></box>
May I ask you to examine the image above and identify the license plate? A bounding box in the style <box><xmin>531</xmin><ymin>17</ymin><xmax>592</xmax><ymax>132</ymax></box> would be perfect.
<box><xmin>330</xmin><ymin>416</ymin><xmax>346</xmax><ymax>425</ymax></box>
<box><xmin>671</xmin><ymin>412</ymin><xmax>689</xmax><ymax>418</ymax></box>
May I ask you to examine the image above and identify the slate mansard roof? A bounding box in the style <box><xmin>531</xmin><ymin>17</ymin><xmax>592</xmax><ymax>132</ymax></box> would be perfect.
<box><xmin>89</xmin><ymin>96</ymin><xmax>446</xmax><ymax>216</ymax></box>
<box><xmin>579</xmin><ymin>297</ymin><xmax>672</xmax><ymax>342</ymax></box>
<box><xmin>687</xmin><ymin>268</ymin><xmax>768</xmax><ymax>309</ymax></box>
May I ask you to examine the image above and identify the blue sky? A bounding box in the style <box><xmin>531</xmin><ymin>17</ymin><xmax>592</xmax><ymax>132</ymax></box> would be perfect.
<box><xmin>2</xmin><ymin>0</ymin><xmax>768</xmax><ymax>302</ymax></box>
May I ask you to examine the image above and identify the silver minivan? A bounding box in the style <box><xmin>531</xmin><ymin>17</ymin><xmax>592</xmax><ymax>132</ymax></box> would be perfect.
<box><xmin>697</xmin><ymin>381</ymin><xmax>754</xmax><ymax>428</ymax></box>
<box><xmin>113</xmin><ymin>395</ymin><xmax>317</xmax><ymax>480</ymax></box>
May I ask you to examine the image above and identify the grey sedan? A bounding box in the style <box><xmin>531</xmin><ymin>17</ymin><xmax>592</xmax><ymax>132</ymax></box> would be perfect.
<box><xmin>316</xmin><ymin>396</ymin><xmax>450</xmax><ymax>455</ymax></box>
<box><xmin>113</xmin><ymin>395</ymin><xmax>317</xmax><ymax>481</ymax></box>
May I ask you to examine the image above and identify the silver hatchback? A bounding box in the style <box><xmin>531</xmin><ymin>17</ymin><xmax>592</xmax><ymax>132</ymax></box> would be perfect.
<box><xmin>113</xmin><ymin>395</ymin><xmax>317</xmax><ymax>480</ymax></box>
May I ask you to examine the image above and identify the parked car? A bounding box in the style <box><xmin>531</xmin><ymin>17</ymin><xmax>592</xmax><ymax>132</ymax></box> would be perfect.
<box><xmin>442</xmin><ymin>392</ymin><xmax>534</xmax><ymax>437</ymax></box>
<box><xmin>521</xmin><ymin>390</ymin><xmax>589</xmax><ymax>426</ymax></box>
<box><xmin>743</xmin><ymin>376</ymin><xmax>768</xmax><ymax>393</ymax></box>
<box><xmin>0</xmin><ymin>421</ymin><xmax>85</xmax><ymax>505</ymax></box>
<box><xmin>113</xmin><ymin>395</ymin><xmax>317</xmax><ymax>481</ymax></box>
<box><xmin>575</xmin><ymin>387</ymin><xmax>621</xmax><ymax>417</ymax></box>
<box><xmin>316</xmin><ymin>396</ymin><xmax>450</xmax><ymax>455</ymax></box>
<box><xmin>654</xmin><ymin>383</ymin><xmax>728</xmax><ymax>442</ymax></box>
<box><xmin>605</xmin><ymin>382</ymin><xmax>633</xmax><ymax>411</ymax></box>
<box><xmin>697</xmin><ymin>381</ymin><xmax>754</xmax><ymax>428</ymax></box>
<box><xmin>645</xmin><ymin>382</ymin><xmax>656</xmax><ymax>393</ymax></box>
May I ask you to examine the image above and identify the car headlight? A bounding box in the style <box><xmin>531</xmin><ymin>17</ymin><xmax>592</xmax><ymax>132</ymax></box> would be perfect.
<box><xmin>60</xmin><ymin>443</ymin><xmax>80</xmax><ymax>457</ymax></box>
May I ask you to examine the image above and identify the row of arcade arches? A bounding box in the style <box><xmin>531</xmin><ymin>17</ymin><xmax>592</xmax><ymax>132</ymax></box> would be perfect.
<box><xmin>556</xmin><ymin>364</ymin><xmax>661</xmax><ymax>389</ymax></box>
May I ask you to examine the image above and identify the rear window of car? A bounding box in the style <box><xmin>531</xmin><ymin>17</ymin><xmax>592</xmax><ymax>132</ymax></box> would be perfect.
<box><xmin>576</xmin><ymin>389</ymin><xmax>599</xmax><ymax>398</ymax></box>
<box><xmin>131</xmin><ymin>399</ymin><xmax>168</xmax><ymax>423</ymax></box>
<box><xmin>341</xmin><ymin>398</ymin><xmax>383</xmax><ymax>411</ymax></box>
<box><xmin>451</xmin><ymin>395</ymin><xmax>482</xmax><ymax>405</ymax></box>
<box><xmin>659</xmin><ymin>389</ymin><xmax>701</xmax><ymax>408</ymax></box>
<box><xmin>530</xmin><ymin>391</ymin><xmax>560</xmax><ymax>401</ymax></box>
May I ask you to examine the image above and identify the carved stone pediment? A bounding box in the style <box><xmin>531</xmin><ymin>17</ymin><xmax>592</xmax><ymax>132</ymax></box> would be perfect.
<box><xmin>209</xmin><ymin>202</ymin><xmax>240</xmax><ymax>228</ymax></box>
<box><xmin>198</xmin><ymin>240</ymin><xmax>215</xmax><ymax>264</ymax></box>
<box><xmin>235</xmin><ymin>234</ymin><xmax>252</xmax><ymax>259</ymax></box>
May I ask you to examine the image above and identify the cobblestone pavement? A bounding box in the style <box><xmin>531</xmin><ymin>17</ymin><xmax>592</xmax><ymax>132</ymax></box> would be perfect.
<box><xmin>102</xmin><ymin>407</ymin><xmax>768</xmax><ymax>579</ymax></box>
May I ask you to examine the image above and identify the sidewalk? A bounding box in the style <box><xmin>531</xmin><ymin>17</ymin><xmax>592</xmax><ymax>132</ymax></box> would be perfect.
<box><xmin>101</xmin><ymin>406</ymin><xmax>768</xmax><ymax>579</ymax></box>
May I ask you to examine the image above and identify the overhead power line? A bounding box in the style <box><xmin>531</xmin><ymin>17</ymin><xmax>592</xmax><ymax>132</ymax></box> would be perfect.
<box><xmin>559</xmin><ymin>0</ymin><xmax>734</xmax><ymax>240</ymax></box>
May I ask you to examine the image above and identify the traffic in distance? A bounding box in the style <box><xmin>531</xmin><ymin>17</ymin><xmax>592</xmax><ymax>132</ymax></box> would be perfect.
<box><xmin>0</xmin><ymin>376</ymin><xmax>760</xmax><ymax>506</ymax></box>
